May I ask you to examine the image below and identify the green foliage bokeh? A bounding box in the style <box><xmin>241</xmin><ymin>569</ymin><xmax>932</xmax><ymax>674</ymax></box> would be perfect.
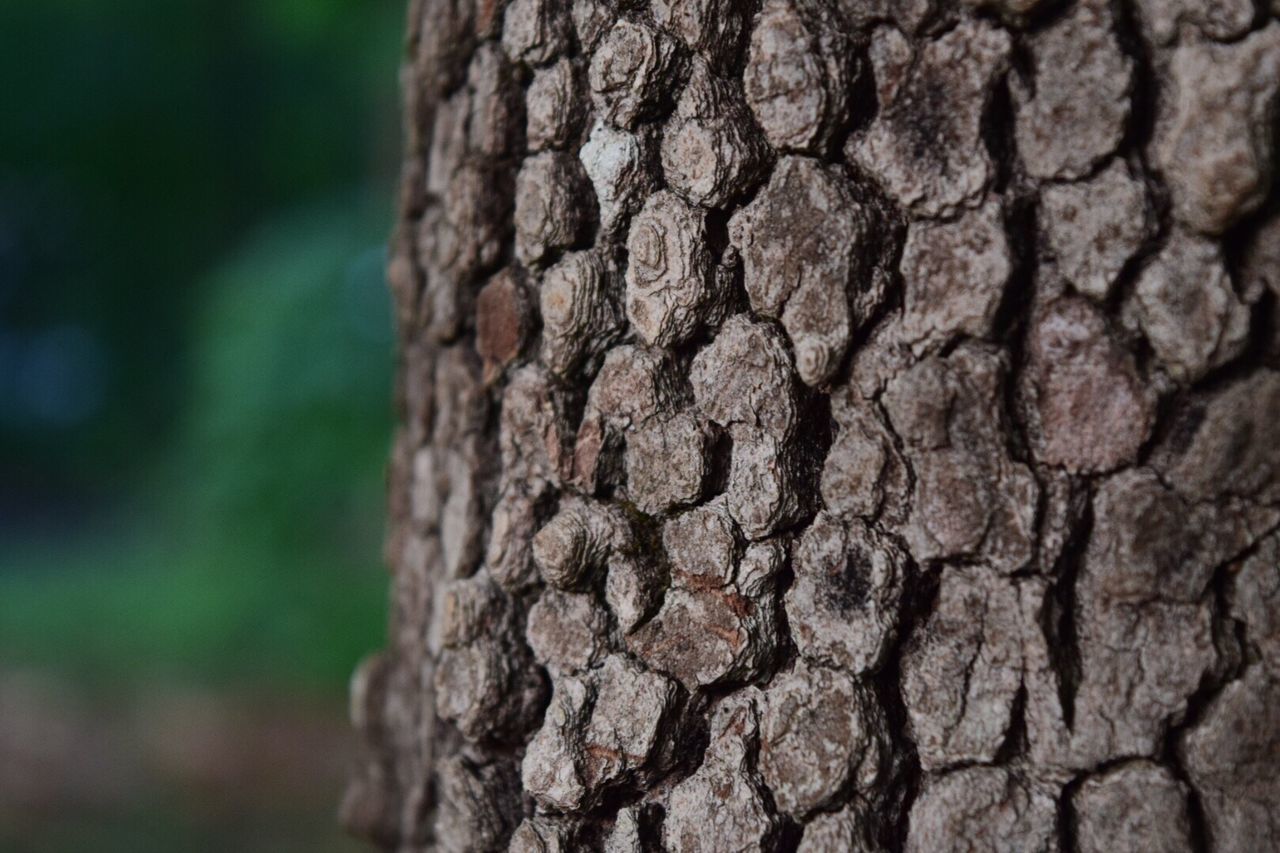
<box><xmin>0</xmin><ymin>0</ymin><xmax>405</xmax><ymax>698</ymax></box>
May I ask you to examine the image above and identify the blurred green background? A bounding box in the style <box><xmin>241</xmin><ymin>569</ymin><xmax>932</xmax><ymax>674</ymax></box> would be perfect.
<box><xmin>0</xmin><ymin>1</ymin><xmax>405</xmax><ymax>849</ymax></box>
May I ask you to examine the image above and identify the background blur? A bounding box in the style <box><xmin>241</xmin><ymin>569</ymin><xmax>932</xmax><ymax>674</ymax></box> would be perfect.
<box><xmin>0</xmin><ymin>1</ymin><xmax>404</xmax><ymax>849</ymax></box>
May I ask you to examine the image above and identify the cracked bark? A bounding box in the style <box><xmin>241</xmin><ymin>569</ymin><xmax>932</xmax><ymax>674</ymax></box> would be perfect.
<box><xmin>346</xmin><ymin>1</ymin><xmax>1280</xmax><ymax>850</ymax></box>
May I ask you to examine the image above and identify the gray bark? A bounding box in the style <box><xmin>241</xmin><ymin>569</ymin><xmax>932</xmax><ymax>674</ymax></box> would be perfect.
<box><xmin>343</xmin><ymin>0</ymin><xmax>1280</xmax><ymax>850</ymax></box>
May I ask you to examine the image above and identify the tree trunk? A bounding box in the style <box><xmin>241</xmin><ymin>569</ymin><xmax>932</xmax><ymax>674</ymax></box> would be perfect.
<box><xmin>343</xmin><ymin>0</ymin><xmax>1280</xmax><ymax>849</ymax></box>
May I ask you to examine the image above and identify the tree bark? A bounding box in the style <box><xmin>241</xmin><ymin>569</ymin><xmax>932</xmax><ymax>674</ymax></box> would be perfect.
<box><xmin>343</xmin><ymin>0</ymin><xmax>1280</xmax><ymax>850</ymax></box>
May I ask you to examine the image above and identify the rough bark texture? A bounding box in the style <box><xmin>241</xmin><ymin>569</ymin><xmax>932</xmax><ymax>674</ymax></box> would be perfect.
<box><xmin>344</xmin><ymin>1</ymin><xmax>1280</xmax><ymax>850</ymax></box>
